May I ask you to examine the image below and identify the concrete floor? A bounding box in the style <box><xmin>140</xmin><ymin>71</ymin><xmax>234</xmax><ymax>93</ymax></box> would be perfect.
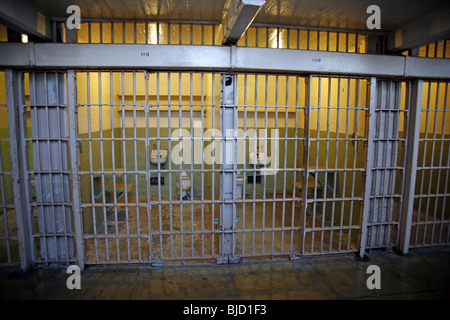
<box><xmin>0</xmin><ymin>248</ymin><xmax>449</xmax><ymax>301</ymax></box>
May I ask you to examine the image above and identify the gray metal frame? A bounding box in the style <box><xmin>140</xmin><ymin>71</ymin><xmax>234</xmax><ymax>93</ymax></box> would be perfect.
<box><xmin>364</xmin><ymin>80</ymin><xmax>407</xmax><ymax>251</ymax></box>
<box><xmin>0</xmin><ymin>70</ymin><xmax>21</xmax><ymax>267</ymax></box>
<box><xmin>398</xmin><ymin>80</ymin><xmax>424</xmax><ymax>254</ymax></box>
<box><xmin>0</xmin><ymin>41</ymin><xmax>449</xmax><ymax>269</ymax></box>
<box><xmin>218</xmin><ymin>74</ymin><xmax>239</xmax><ymax>263</ymax></box>
<box><xmin>1</xmin><ymin>43</ymin><xmax>450</xmax><ymax>79</ymax></box>
<box><xmin>23</xmin><ymin>72</ymin><xmax>77</xmax><ymax>265</ymax></box>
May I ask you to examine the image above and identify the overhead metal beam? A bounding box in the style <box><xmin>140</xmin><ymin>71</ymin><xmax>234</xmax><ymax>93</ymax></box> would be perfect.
<box><xmin>234</xmin><ymin>47</ymin><xmax>406</xmax><ymax>77</ymax></box>
<box><xmin>222</xmin><ymin>0</ymin><xmax>266</xmax><ymax>45</ymax></box>
<box><xmin>0</xmin><ymin>43</ymin><xmax>231</xmax><ymax>70</ymax></box>
<box><xmin>387</xmin><ymin>6</ymin><xmax>450</xmax><ymax>53</ymax></box>
<box><xmin>1</xmin><ymin>43</ymin><xmax>450</xmax><ymax>79</ymax></box>
<box><xmin>404</xmin><ymin>56</ymin><xmax>450</xmax><ymax>78</ymax></box>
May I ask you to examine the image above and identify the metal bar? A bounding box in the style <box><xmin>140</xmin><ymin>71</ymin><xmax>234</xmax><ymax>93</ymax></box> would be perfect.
<box><xmin>211</xmin><ymin>73</ymin><xmax>216</xmax><ymax>259</ymax></box>
<box><xmin>409</xmin><ymin>80</ymin><xmax>449</xmax><ymax>249</ymax></box>
<box><xmin>56</xmin><ymin>73</ymin><xmax>70</xmax><ymax>261</ymax></box>
<box><xmin>417</xmin><ymin>82</ymin><xmax>432</xmax><ymax>246</ymax></box>
<box><xmin>2</xmin><ymin>43</ymin><xmax>450</xmax><ymax>79</ymax></box>
<box><xmin>30</xmin><ymin>74</ymin><xmax>47</xmax><ymax>265</ymax></box>
<box><xmin>271</xmin><ymin>75</ymin><xmax>279</xmax><ymax>256</ymax></box>
<box><xmin>222</xmin><ymin>0</ymin><xmax>266</xmax><ymax>45</ymax></box>
<box><xmin>43</xmin><ymin>73</ymin><xmax>59</xmax><ymax>261</ymax></box>
<box><xmin>299</xmin><ymin>76</ymin><xmax>311</xmax><ymax>256</ymax></box>
<box><xmin>85</xmin><ymin>71</ymin><xmax>98</xmax><ymax>263</ymax></box>
<box><xmin>133</xmin><ymin>71</ymin><xmax>142</xmax><ymax>262</ymax></box>
<box><xmin>290</xmin><ymin>76</ymin><xmax>300</xmax><ymax>258</ymax></box>
<box><xmin>67</xmin><ymin>70</ymin><xmax>85</xmax><ymax>269</ymax></box>
<box><xmin>110</xmin><ymin>71</ymin><xmax>120</xmax><ymax>262</ymax></box>
<box><xmin>428</xmin><ymin>83</ymin><xmax>440</xmax><ymax>244</ymax></box>
<box><xmin>330</xmin><ymin>76</ymin><xmax>341</xmax><ymax>251</ymax></box>
<box><xmin>437</xmin><ymin>82</ymin><xmax>449</xmax><ymax>244</ymax></box>
<box><xmin>0</xmin><ymin>134</ymin><xmax>11</xmax><ymax>265</ymax></box>
<box><xmin>218</xmin><ymin>73</ymin><xmax>238</xmax><ymax>263</ymax></box>
<box><xmin>359</xmin><ymin>77</ymin><xmax>377</xmax><ymax>258</ymax></box>
<box><xmin>200</xmin><ymin>73</ymin><xmax>205</xmax><ymax>258</ymax></box>
<box><xmin>167</xmin><ymin>72</ymin><xmax>173</xmax><ymax>260</ymax></box>
<box><xmin>190</xmin><ymin>72</ymin><xmax>194</xmax><ymax>258</ymax></box>
<box><xmin>155</xmin><ymin>72</ymin><xmax>162</xmax><ymax>261</ymax></box>
<box><xmin>121</xmin><ymin>72</ymin><xmax>130</xmax><ymax>262</ymax></box>
<box><xmin>31</xmin><ymin>72</ymin><xmax>74</xmax><ymax>263</ymax></box>
<box><xmin>281</xmin><ymin>76</ymin><xmax>289</xmax><ymax>254</ymax></box>
<box><xmin>178</xmin><ymin>72</ymin><xmax>184</xmax><ymax>261</ymax></box>
<box><xmin>98</xmin><ymin>71</ymin><xmax>110</xmax><ymax>263</ymax></box>
<box><xmin>349</xmin><ymin>78</ymin><xmax>362</xmax><ymax>251</ymax></box>
<box><xmin>144</xmin><ymin>71</ymin><xmax>152</xmax><ymax>261</ymax></box>
<box><xmin>5</xmin><ymin>69</ymin><xmax>33</xmax><ymax>270</ymax></box>
<box><xmin>311</xmin><ymin>75</ymin><xmax>322</xmax><ymax>254</ymax></box>
<box><xmin>321</xmin><ymin>77</ymin><xmax>331</xmax><ymax>253</ymax></box>
<box><xmin>241</xmin><ymin>74</ymin><xmax>248</xmax><ymax>256</ymax></box>
<box><xmin>261</xmin><ymin>75</ymin><xmax>268</xmax><ymax>255</ymax></box>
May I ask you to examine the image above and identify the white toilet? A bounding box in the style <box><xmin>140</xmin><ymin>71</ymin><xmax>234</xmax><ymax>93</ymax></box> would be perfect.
<box><xmin>177</xmin><ymin>171</ymin><xmax>191</xmax><ymax>200</ymax></box>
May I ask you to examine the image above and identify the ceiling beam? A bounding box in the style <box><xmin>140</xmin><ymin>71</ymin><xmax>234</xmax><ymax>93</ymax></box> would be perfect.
<box><xmin>0</xmin><ymin>0</ymin><xmax>52</xmax><ymax>41</ymax></box>
<box><xmin>1</xmin><ymin>43</ymin><xmax>450</xmax><ymax>79</ymax></box>
<box><xmin>387</xmin><ymin>5</ymin><xmax>450</xmax><ymax>53</ymax></box>
<box><xmin>222</xmin><ymin>0</ymin><xmax>266</xmax><ymax>45</ymax></box>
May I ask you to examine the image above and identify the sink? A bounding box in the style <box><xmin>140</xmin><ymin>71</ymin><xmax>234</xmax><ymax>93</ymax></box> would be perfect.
<box><xmin>150</xmin><ymin>149</ymin><xmax>168</xmax><ymax>165</ymax></box>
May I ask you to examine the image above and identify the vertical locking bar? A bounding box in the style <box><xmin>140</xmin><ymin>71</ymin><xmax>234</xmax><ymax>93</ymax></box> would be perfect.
<box><xmin>298</xmin><ymin>75</ymin><xmax>311</xmax><ymax>258</ymax></box>
<box><xmin>67</xmin><ymin>70</ymin><xmax>85</xmax><ymax>270</ymax></box>
<box><xmin>218</xmin><ymin>73</ymin><xmax>239</xmax><ymax>264</ymax></box>
<box><xmin>359</xmin><ymin>77</ymin><xmax>378</xmax><ymax>259</ymax></box>
<box><xmin>398</xmin><ymin>80</ymin><xmax>423</xmax><ymax>254</ymax></box>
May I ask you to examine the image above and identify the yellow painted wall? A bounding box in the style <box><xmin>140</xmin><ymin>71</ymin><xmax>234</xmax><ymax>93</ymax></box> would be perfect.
<box><xmin>76</xmin><ymin>71</ymin><xmax>221</xmax><ymax>135</ymax></box>
<box><xmin>2</xmin><ymin>24</ymin><xmax>446</xmax><ymax>142</ymax></box>
<box><xmin>76</xmin><ymin>22</ymin><xmax>221</xmax><ymax>45</ymax></box>
<box><xmin>0</xmin><ymin>24</ymin><xmax>7</xmax><ymax>42</ymax></box>
<box><xmin>421</xmin><ymin>81</ymin><xmax>450</xmax><ymax>135</ymax></box>
<box><xmin>310</xmin><ymin>77</ymin><xmax>369</xmax><ymax>137</ymax></box>
<box><xmin>0</xmin><ymin>72</ymin><xmax>8</xmax><ymax>130</ymax></box>
<box><xmin>237</xmin><ymin>27</ymin><xmax>367</xmax><ymax>53</ymax></box>
<box><xmin>74</xmin><ymin>71</ymin><xmax>372</xmax><ymax>139</ymax></box>
<box><xmin>74</xmin><ymin>70</ymin><xmax>371</xmax><ymax>137</ymax></box>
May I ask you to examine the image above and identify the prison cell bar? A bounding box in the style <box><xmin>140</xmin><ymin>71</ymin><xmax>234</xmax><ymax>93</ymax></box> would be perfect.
<box><xmin>64</xmin><ymin>19</ymin><xmax>370</xmax><ymax>55</ymax></box>
<box><xmin>303</xmin><ymin>76</ymin><xmax>369</xmax><ymax>256</ymax></box>
<box><xmin>76</xmin><ymin>71</ymin><xmax>226</xmax><ymax>264</ymax></box>
<box><xmin>398</xmin><ymin>80</ymin><xmax>424</xmax><ymax>254</ymax></box>
<box><xmin>3</xmin><ymin>70</ymin><xmax>23</xmax><ymax>268</ymax></box>
<box><xmin>2</xmin><ymin>68</ymin><xmax>446</xmax><ymax>270</ymax></box>
<box><xmin>410</xmin><ymin>81</ymin><xmax>450</xmax><ymax>249</ymax></box>
<box><xmin>24</xmin><ymin>72</ymin><xmax>75</xmax><ymax>264</ymax></box>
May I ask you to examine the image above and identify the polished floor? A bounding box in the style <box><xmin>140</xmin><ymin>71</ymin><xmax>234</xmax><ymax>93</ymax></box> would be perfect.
<box><xmin>0</xmin><ymin>247</ymin><xmax>449</xmax><ymax>300</ymax></box>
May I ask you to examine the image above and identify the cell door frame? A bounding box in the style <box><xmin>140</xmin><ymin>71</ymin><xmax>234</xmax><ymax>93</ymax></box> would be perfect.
<box><xmin>5</xmin><ymin>68</ymin><xmax>434</xmax><ymax>270</ymax></box>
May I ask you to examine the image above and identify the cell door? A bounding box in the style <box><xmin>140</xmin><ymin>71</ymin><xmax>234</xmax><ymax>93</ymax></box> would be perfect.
<box><xmin>75</xmin><ymin>71</ymin><xmax>224</xmax><ymax>265</ymax></box>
